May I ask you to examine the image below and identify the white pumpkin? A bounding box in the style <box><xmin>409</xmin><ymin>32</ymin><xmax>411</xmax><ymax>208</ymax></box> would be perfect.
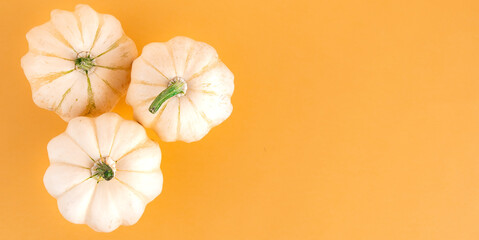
<box><xmin>43</xmin><ymin>113</ymin><xmax>163</xmax><ymax>232</ymax></box>
<box><xmin>21</xmin><ymin>4</ymin><xmax>137</xmax><ymax>121</ymax></box>
<box><xmin>126</xmin><ymin>36</ymin><xmax>234</xmax><ymax>143</ymax></box>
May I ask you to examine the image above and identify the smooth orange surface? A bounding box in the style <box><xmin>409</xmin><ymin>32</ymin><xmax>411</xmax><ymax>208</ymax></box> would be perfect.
<box><xmin>2</xmin><ymin>0</ymin><xmax>479</xmax><ymax>239</ymax></box>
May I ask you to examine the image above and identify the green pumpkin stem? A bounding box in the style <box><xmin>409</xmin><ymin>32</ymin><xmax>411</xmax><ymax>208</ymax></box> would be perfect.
<box><xmin>94</xmin><ymin>161</ymin><xmax>114</xmax><ymax>181</ymax></box>
<box><xmin>149</xmin><ymin>78</ymin><xmax>186</xmax><ymax>114</ymax></box>
<box><xmin>75</xmin><ymin>56</ymin><xmax>94</xmax><ymax>72</ymax></box>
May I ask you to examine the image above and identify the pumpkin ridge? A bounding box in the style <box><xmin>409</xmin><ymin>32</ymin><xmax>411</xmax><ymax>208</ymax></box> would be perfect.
<box><xmin>73</xmin><ymin>10</ymin><xmax>84</xmax><ymax>47</ymax></box>
<box><xmin>116</xmin><ymin>169</ymin><xmax>160</xmax><ymax>173</ymax></box>
<box><xmin>187</xmin><ymin>88</ymin><xmax>220</xmax><ymax>96</ymax></box>
<box><xmin>54</xmin><ymin>86</ymin><xmax>72</xmax><ymax>112</ymax></box>
<box><xmin>56</xmin><ymin>176</ymin><xmax>92</xmax><ymax>199</ymax></box>
<box><xmin>186</xmin><ymin>59</ymin><xmax>221</xmax><ymax>82</ymax></box>
<box><xmin>95</xmin><ymin>65</ymin><xmax>130</xmax><ymax>71</ymax></box>
<box><xmin>176</xmin><ymin>100</ymin><xmax>181</xmax><ymax>139</ymax></box>
<box><xmin>114</xmin><ymin>141</ymin><xmax>156</xmax><ymax>164</ymax></box>
<box><xmin>84</xmin><ymin>74</ymin><xmax>96</xmax><ymax>115</ymax></box>
<box><xmin>50</xmin><ymin>161</ymin><xmax>91</xmax><ymax>170</ymax></box>
<box><xmin>46</xmin><ymin>21</ymin><xmax>78</xmax><ymax>53</ymax></box>
<box><xmin>92</xmin><ymin>72</ymin><xmax>121</xmax><ymax>96</ymax></box>
<box><xmin>185</xmin><ymin>95</ymin><xmax>213</xmax><ymax>126</ymax></box>
<box><xmin>88</xmin><ymin>12</ymin><xmax>103</xmax><ymax>53</ymax></box>
<box><xmin>131</xmin><ymin>79</ymin><xmax>167</xmax><ymax>88</ymax></box>
<box><xmin>29</xmin><ymin>49</ymin><xmax>75</xmax><ymax>61</ymax></box>
<box><xmin>114</xmin><ymin>139</ymin><xmax>150</xmax><ymax>162</ymax></box>
<box><xmin>166</xmin><ymin>43</ymin><xmax>178</xmax><ymax>76</ymax></box>
<box><xmin>89</xmin><ymin>117</ymin><xmax>103</xmax><ymax>159</ymax></box>
<box><xmin>83</xmin><ymin>182</ymin><xmax>99</xmax><ymax>225</ymax></box>
<box><xmin>30</xmin><ymin>69</ymin><xmax>75</xmax><ymax>92</ymax></box>
<box><xmin>94</xmin><ymin>35</ymin><xmax>129</xmax><ymax>59</ymax></box>
<box><xmin>107</xmin><ymin>117</ymin><xmax>123</xmax><ymax>157</ymax></box>
<box><xmin>113</xmin><ymin>177</ymin><xmax>148</xmax><ymax>204</ymax></box>
<box><xmin>151</xmin><ymin>97</ymin><xmax>171</xmax><ymax>124</ymax></box>
<box><xmin>64</xmin><ymin>133</ymin><xmax>95</xmax><ymax>162</ymax></box>
<box><xmin>140</xmin><ymin>57</ymin><xmax>169</xmax><ymax>81</ymax></box>
<box><xmin>182</xmin><ymin>42</ymin><xmax>194</xmax><ymax>77</ymax></box>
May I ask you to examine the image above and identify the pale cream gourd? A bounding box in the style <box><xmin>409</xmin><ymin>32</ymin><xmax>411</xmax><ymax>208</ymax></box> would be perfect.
<box><xmin>21</xmin><ymin>4</ymin><xmax>137</xmax><ymax>121</ymax></box>
<box><xmin>126</xmin><ymin>36</ymin><xmax>234</xmax><ymax>142</ymax></box>
<box><xmin>43</xmin><ymin>113</ymin><xmax>163</xmax><ymax>232</ymax></box>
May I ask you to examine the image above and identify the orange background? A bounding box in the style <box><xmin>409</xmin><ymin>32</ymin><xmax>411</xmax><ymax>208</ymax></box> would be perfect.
<box><xmin>1</xmin><ymin>0</ymin><xmax>479</xmax><ymax>239</ymax></box>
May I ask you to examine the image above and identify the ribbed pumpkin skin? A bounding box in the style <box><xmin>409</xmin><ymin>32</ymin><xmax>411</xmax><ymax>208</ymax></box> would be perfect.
<box><xmin>43</xmin><ymin>113</ymin><xmax>163</xmax><ymax>232</ymax></box>
<box><xmin>21</xmin><ymin>4</ymin><xmax>137</xmax><ymax>121</ymax></box>
<box><xmin>126</xmin><ymin>36</ymin><xmax>234</xmax><ymax>143</ymax></box>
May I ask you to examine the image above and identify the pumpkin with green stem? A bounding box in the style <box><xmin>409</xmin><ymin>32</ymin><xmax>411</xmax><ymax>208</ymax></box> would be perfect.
<box><xmin>44</xmin><ymin>113</ymin><xmax>163</xmax><ymax>232</ymax></box>
<box><xmin>126</xmin><ymin>36</ymin><xmax>234</xmax><ymax>142</ymax></box>
<box><xmin>21</xmin><ymin>4</ymin><xmax>137</xmax><ymax>121</ymax></box>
